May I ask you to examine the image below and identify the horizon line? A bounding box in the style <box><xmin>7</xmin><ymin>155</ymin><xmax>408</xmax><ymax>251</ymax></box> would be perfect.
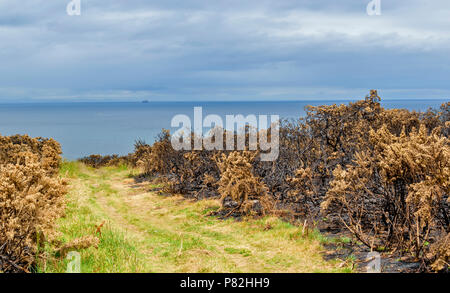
<box><xmin>0</xmin><ymin>97</ymin><xmax>449</xmax><ymax>104</ymax></box>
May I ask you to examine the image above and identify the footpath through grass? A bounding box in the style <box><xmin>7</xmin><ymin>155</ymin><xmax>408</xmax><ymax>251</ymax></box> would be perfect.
<box><xmin>39</xmin><ymin>161</ymin><xmax>352</xmax><ymax>273</ymax></box>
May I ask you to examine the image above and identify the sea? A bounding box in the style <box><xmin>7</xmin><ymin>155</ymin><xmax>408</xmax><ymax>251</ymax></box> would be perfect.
<box><xmin>0</xmin><ymin>99</ymin><xmax>447</xmax><ymax>160</ymax></box>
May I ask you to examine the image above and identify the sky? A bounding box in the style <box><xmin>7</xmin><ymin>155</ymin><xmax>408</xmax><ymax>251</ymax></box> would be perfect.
<box><xmin>0</xmin><ymin>0</ymin><xmax>449</xmax><ymax>102</ymax></box>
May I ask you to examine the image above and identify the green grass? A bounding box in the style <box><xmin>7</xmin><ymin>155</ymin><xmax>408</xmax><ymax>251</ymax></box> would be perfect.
<box><xmin>320</xmin><ymin>235</ymin><xmax>353</xmax><ymax>245</ymax></box>
<box><xmin>38</xmin><ymin>183</ymin><xmax>147</xmax><ymax>272</ymax></box>
<box><xmin>224</xmin><ymin>247</ymin><xmax>252</xmax><ymax>257</ymax></box>
<box><xmin>89</xmin><ymin>182</ymin><xmax>118</xmax><ymax>197</ymax></box>
<box><xmin>59</xmin><ymin>160</ymin><xmax>91</xmax><ymax>179</ymax></box>
<box><xmin>40</xmin><ymin>162</ymin><xmax>353</xmax><ymax>273</ymax></box>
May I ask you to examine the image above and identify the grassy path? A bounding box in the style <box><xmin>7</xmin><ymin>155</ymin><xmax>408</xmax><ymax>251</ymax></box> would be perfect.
<box><xmin>40</xmin><ymin>162</ymin><xmax>352</xmax><ymax>273</ymax></box>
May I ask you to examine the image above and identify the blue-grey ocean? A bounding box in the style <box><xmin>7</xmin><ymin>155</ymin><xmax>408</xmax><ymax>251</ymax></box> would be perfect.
<box><xmin>0</xmin><ymin>100</ymin><xmax>447</xmax><ymax>160</ymax></box>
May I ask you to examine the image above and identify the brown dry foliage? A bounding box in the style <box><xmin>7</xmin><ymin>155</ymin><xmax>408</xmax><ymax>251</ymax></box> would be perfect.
<box><xmin>55</xmin><ymin>235</ymin><xmax>100</xmax><ymax>258</ymax></box>
<box><xmin>137</xmin><ymin>129</ymin><xmax>224</xmax><ymax>198</ymax></box>
<box><xmin>321</xmin><ymin>124</ymin><xmax>449</xmax><ymax>267</ymax></box>
<box><xmin>215</xmin><ymin>151</ymin><xmax>273</xmax><ymax>216</ymax></box>
<box><xmin>0</xmin><ymin>135</ymin><xmax>67</xmax><ymax>273</ymax></box>
<box><xmin>137</xmin><ymin>129</ymin><xmax>184</xmax><ymax>176</ymax></box>
<box><xmin>0</xmin><ymin>134</ymin><xmax>62</xmax><ymax>175</ymax></box>
<box><xmin>133</xmin><ymin>91</ymin><xmax>449</xmax><ymax>271</ymax></box>
<box><xmin>429</xmin><ymin>232</ymin><xmax>450</xmax><ymax>272</ymax></box>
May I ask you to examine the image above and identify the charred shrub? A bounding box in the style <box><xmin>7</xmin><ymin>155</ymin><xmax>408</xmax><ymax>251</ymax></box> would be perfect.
<box><xmin>428</xmin><ymin>232</ymin><xmax>450</xmax><ymax>272</ymax></box>
<box><xmin>215</xmin><ymin>151</ymin><xmax>273</xmax><ymax>216</ymax></box>
<box><xmin>321</xmin><ymin>125</ymin><xmax>449</xmax><ymax>264</ymax></box>
<box><xmin>131</xmin><ymin>91</ymin><xmax>449</xmax><ymax>271</ymax></box>
<box><xmin>136</xmin><ymin>130</ymin><xmax>223</xmax><ymax>199</ymax></box>
<box><xmin>137</xmin><ymin>129</ymin><xmax>184</xmax><ymax>176</ymax></box>
<box><xmin>281</xmin><ymin>91</ymin><xmax>385</xmax><ymax>218</ymax></box>
<box><xmin>167</xmin><ymin>150</ymin><xmax>220</xmax><ymax>199</ymax></box>
<box><xmin>79</xmin><ymin>154</ymin><xmax>133</xmax><ymax>168</ymax></box>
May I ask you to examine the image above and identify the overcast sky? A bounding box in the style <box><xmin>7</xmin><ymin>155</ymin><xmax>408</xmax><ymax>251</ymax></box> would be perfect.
<box><xmin>0</xmin><ymin>0</ymin><xmax>449</xmax><ymax>102</ymax></box>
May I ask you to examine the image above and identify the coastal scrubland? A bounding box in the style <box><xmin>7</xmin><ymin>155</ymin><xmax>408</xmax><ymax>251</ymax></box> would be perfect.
<box><xmin>1</xmin><ymin>91</ymin><xmax>449</xmax><ymax>273</ymax></box>
<box><xmin>122</xmin><ymin>90</ymin><xmax>449</xmax><ymax>272</ymax></box>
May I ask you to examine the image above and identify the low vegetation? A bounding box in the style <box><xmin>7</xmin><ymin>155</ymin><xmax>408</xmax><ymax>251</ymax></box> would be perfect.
<box><xmin>40</xmin><ymin>162</ymin><xmax>351</xmax><ymax>273</ymax></box>
<box><xmin>78</xmin><ymin>154</ymin><xmax>135</xmax><ymax>169</ymax></box>
<box><xmin>1</xmin><ymin>90</ymin><xmax>448</xmax><ymax>273</ymax></box>
<box><xmin>0</xmin><ymin>135</ymin><xmax>67</xmax><ymax>272</ymax></box>
<box><xmin>132</xmin><ymin>91</ymin><xmax>449</xmax><ymax>272</ymax></box>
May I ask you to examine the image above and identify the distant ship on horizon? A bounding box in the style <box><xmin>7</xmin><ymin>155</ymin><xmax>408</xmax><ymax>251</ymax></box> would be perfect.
<box><xmin>142</xmin><ymin>100</ymin><xmax>150</xmax><ymax>103</ymax></box>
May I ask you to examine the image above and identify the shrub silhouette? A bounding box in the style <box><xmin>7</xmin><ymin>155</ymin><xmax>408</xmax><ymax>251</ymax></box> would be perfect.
<box><xmin>79</xmin><ymin>154</ymin><xmax>134</xmax><ymax>168</ymax></box>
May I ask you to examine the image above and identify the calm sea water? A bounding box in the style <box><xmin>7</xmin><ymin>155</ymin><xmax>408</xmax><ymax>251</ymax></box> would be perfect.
<box><xmin>0</xmin><ymin>99</ymin><xmax>447</xmax><ymax>159</ymax></box>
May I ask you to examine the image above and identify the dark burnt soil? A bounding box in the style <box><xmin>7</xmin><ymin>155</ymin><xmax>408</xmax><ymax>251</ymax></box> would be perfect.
<box><xmin>319</xmin><ymin>229</ymin><xmax>421</xmax><ymax>273</ymax></box>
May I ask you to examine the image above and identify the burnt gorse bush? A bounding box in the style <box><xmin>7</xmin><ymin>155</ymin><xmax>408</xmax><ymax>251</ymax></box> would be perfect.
<box><xmin>78</xmin><ymin>154</ymin><xmax>134</xmax><ymax>168</ymax></box>
<box><xmin>0</xmin><ymin>135</ymin><xmax>67</xmax><ymax>273</ymax></box>
<box><xmin>321</xmin><ymin>125</ymin><xmax>449</xmax><ymax>264</ymax></box>
<box><xmin>215</xmin><ymin>151</ymin><xmax>273</xmax><ymax>216</ymax></box>
<box><xmin>0</xmin><ymin>134</ymin><xmax>62</xmax><ymax>175</ymax></box>
<box><xmin>132</xmin><ymin>91</ymin><xmax>449</xmax><ymax>271</ymax></box>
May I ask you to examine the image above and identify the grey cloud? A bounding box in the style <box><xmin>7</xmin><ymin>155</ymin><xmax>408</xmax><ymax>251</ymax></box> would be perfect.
<box><xmin>0</xmin><ymin>0</ymin><xmax>449</xmax><ymax>101</ymax></box>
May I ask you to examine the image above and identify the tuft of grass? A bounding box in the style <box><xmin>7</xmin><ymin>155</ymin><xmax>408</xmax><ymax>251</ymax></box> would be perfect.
<box><xmin>59</xmin><ymin>160</ymin><xmax>90</xmax><ymax>179</ymax></box>
<box><xmin>224</xmin><ymin>247</ymin><xmax>252</xmax><ymax>257</ymax></box>
<box><xmin>320</xmin><ymin>236</ymin><xmax>353</xmax><ymax>245</ymax></box>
